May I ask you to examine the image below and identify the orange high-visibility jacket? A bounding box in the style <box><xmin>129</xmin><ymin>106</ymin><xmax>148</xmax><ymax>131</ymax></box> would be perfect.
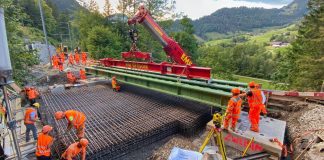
<box><xmin>62</xmin><ymin>142</ymin><xmax>86</xmax><ymax>159</ymax></box>
<box><xmin>75</xmin><ymin>54</ymin><xmax>80</xmax><ymax>62</ymax></box>
<box><xmin>36</xmin><ymin>133</ymin><xmax>53</xmax><ymax>157</ymax></box>
<box><xmin>81</xmin><ymin>52</ymin><xmax>87</xmax><ymax>59</ymax></box>
<box><xmin>65</xmin><ymin>110</ymin><xmax>86</xmax><ymax>129</ymax></box>
<box><xmin>28</xmin><ymin>89</ymin><xmax>39</xmax><ymax>100</ymax></box>
<box><xmin>80</xmin><ymin>70</ymin><xmax>86</xmax><ymax>80</ymax></box>
<box><xmin>69</xmin><ymin>54</ymin><xmax>74</xmax><ymax>63</ymax></box>
<box><xmin>112</xmin><ymin>79</ymin><xmax>118</xmax><ymax>88</ymax></box>
<box><xmin>24</xmin><ymin>107</ymin><xmax>37</xmax><ymax>124</ymax></box>
<box><xmin>247</xmin><ymin>88</ymin><xmax>263</xmax><ymax>108</ymax></box>
<box><xmin>60</xmin><ymin>52</ymin><xmax>65</xmax><ymax>62</ymax></box>
<box><xmin>226</xmin><ymin>96</ymin><xmax>242</xmax><ymax>118</ymax></box>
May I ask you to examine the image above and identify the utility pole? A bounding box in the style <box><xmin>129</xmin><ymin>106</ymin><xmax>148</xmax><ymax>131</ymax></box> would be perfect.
<box><xmin>0</xmin><ymin>8</ymin><xmax>22</xmax><ymax>159</ymax></box>
<box><xmin>67</xmin><ymin>22</ymin><xmax>73</xmax><ymax>51</ymax></box>
<box><xmin>38</xmin><ymin>0</ymin><xmax>52</xmax><ymax>66</ymax></box>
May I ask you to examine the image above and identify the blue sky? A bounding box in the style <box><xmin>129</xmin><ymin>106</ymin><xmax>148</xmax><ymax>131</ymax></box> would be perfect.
<box><xmin>94</xmin><ymin>0</ymin><xmax>293</xmax><ymax>19</ymax></box>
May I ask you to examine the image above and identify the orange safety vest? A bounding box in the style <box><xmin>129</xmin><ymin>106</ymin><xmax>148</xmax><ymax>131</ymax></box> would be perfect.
<box><xmin>80</xmin><ymin>70</ymin><xmax>86</xmax><ymax>80</ymax></box>
<box><xmin>60</xmin><ymin>52</ymin><xmax>65</xmax><ymax>62</ymax></box>
<box><xmin>36</xmin><ymin>133</ymin><xmax>53</xmax><ymax>157</ymax></box>
<box><xmin>65</xmin><ymin>110</ymin><xmax>86</xmax><ymax>129</ymax></box>
<box><xmin>24</xmin><ymin>107</ymin><xmax>37</xmax><ymax>124</ymax></box>
<box><xmin>112</xmin><ymin>79</ymin><xmax>117</xmax><ymax>88</ymax></box>
<box><xmin>62</xmin><ymin>142</ymin><xmax>86</xmax><ymax>159</ymax></box>
<box><xmin>75</xmin><ymin>54</ymin><xmax>80</xmax><ymax>62</ymax></box>
<box><xmin>28</xmin><ymin>89</ymin><xmax>38</xmax><ymax>99</ymax></box>
<box><xmin>226</xmin><ymin>96</ymin><xmax>242</xmax><ymax>118</ymax></box>
<box><xmin>248</xmin><ymin>88</ymin><xmax>263</xmax><ymax>108</ymax></box>
<box><xmin>69</xmin><ymin>54</ymin><xmax>74</xmax><ymax>63</ymax></box>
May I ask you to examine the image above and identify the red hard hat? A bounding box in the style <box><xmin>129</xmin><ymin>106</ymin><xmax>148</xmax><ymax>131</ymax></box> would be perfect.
<box><xmin>42</xmin><ymin>125</ymin><xmax>53</xmax><ymax>134</ymax></box>
<box><xmin>79</xmin><ymin>138</ymin><xmax>89</xmax><ymax>147</ymax></box>
<box><xmin>231</xmin><ymin>88</ymin><xmax>240</xmax><ymax>94</ymax></box>
<box><xmin>248</xmin><ymin>81</ymin><xmax>256</xmax><ymax>87</ymax></box>
<box><xmin>55</xmin><ymin>111</ymin><xmax>64</xmax><ymax>120</ymax></box>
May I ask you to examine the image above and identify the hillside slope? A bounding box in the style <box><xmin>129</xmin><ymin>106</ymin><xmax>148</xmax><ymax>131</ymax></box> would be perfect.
<box><xmin>192</xmin><ymin>0</ymin><xmax>307</xmax><ymax>37</ymax></box>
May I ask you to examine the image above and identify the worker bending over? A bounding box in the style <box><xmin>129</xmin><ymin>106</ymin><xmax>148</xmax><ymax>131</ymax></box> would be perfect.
<box><xmin>52</xmin><ymin>55</ymin><xmax>59</xmax><ymax>69</ymax></box>
<box><xmin>55</xmin><ymin>110</ymin><xmax>86</xmax><ymax>139</ymax></box>
<box><xmin>24</xmin><ymin>104</ymin><xmax>39</xmax><ymax>142</ymax></box>
<box><xmin>61</xmin><ymin>138</ymin><xmax>88</xmax><ymax>160</ymax></box>
<box><xmin>25</xmin><ymin>87</ymin><xmax>39</xmax><ymax>105</ymax></box>
<box><xmin>36</xmin><ymin>125</ymin><xmax>54</xmax><ymax>160</ymax></box>
<box><xmin>81</xmin><ymin>52</ymin><xmax>87</xmax><ymax>65</ymax></box>
<box><xmin>67</xmin><ymin>71</ymin><xmax>77</xmax><ymax>84</ymax></box>
<box><xmin>224</xmin><ymin>88</ymin><xmax>242</xmax><ymax>132</ymax></box>
<box><xmin>241</xmin><ymin>81</ymin><xmax>263</xmax><ymax>132</ymax></box>
<box><xmin>79</xmin><ymin>69</ymin><xmax>86</xmax><ymax>80</ymax></box>
<box><xmin>111</xmin><ymin>76</ymin><xmax>120</xmax><ymax>92</ymax></box>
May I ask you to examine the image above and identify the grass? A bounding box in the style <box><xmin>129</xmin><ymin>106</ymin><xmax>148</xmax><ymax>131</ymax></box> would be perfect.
<box><xmin>233</xmin><ymin>75</ymin><xmax>276</xmax><ymax>90</ymax></box>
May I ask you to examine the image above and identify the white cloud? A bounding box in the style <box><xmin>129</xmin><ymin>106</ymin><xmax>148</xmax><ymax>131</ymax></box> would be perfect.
<box><xmin>93</xmin><ymin>0</ymin><xmax>286</xmax><ymax>19</ymax></box>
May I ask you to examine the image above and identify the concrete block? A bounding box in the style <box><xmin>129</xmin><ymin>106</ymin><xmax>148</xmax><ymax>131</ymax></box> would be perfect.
<box><xmin>207</xmin><ymin>111</ymin><xmax>286</xmax><ymax>159</ymax></box>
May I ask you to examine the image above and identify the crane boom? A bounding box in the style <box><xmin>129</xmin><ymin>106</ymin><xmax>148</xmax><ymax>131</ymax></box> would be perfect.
<box><xmin>128</xmin><ymin>5</ymin><xmax>194</xmax><ymax>66</ymax></box>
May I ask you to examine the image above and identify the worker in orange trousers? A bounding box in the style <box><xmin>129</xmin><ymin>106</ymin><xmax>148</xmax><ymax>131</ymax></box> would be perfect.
<box><xmin>224</xmin><ymin>88</ymin><xmax>242</xmax><ymax>132</ymax></box>
<box><xmin>74</xmin><ymin>52</ymin><xmax>80</xmax><ymax>64</ymax></box>
<box><xmin>111</xmin><ymin>76</ymin><xmax>120</xmax><ymax>92</ymax></box>
<box><xmin>255</xmin><ymin>84</ymin><xmax>267</xmax><ymax>115</ymax></box>
<box><xmin>61</xmin><ymin>138</ymin><xmax>88</xmax><ymax>160</ymax></box>
<box><xmin>36</xmin><ymin>125</ymin><xmax>54</xmax><ymax>160</ymax></box>
<box><xmin>52</xmin><ymin>55</ymin><xmax>59</xmax><ymax>69</ymax></box>
<box><xmin>55</xmin><ymin>110</ymin><xmax>86</xmax><ymax>139</ymax></box>
<box><xmin>60</xmin><ymin>52</ymin><xmax>65</xmax><ymax>62</ymax></box>
<box><xmin>79</xmin><ymin>69</ymin><xmax>86</xmax><ymax>80</ymax></box>
<box><xmin>67</xmin><ymin>71</ymin><xmax>77</xmax><ymax>84</ymax></box>
<box><xmin>244</xmin><ymin>81</ymin><xmax>263</xmax><ymax>132</ymax></box>
<box><xmin>24</xmin><ymin>104</ymin><xmax>39</xmax><ymax>142</ymax></box>
<box><xmin>81</xmin><ymin>52</ymin><xmax>87</xmax><ymax>65</ymax></box>
<box><xmin>58</xmin><ymin>57</ymin><xmax>64</xmax><ymax>72</ymax></box>
<box><xmin>68</xmin><ymin>53</ymin><xmax>74</xmax><ymax>66</ymax></box>
<box><xmin>26</xmin><ymin>87</ymin><xmax>39</xmax><ymax>104</ymax></box>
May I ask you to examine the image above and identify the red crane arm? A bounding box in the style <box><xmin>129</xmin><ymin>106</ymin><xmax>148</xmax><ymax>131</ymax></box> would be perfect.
<box><xmin>128</xmin><ymin>5</ymin><xmax>194</xmax><ymax>66</ymax></box>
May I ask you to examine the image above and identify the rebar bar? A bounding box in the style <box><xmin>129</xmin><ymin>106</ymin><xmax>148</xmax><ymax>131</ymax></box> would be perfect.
<box><xmin>42</xmin><ymin>84</ymin><xmax>211</xmax><ymax>159</ymax></box>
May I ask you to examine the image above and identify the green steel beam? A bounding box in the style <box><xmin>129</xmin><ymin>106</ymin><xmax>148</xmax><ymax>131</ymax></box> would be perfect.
<box><xmin>92</xmin><ymin>66</ymin><xmax>247</xmax><ymax>93</ymax></box>
<box><xmin>86</xmin><ymin>66</ymin><xmax>232</xmax><ymax>109</ymax></box>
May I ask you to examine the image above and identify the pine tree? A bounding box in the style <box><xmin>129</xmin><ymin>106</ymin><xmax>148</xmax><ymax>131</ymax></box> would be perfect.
<box><xmin>103</xmin><ymin>0</ymin><xmax>113</xmax><ymax>17</ymax></box>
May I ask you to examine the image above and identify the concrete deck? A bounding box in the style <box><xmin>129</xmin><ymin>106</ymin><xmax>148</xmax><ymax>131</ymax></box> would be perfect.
<box><xmin>207</xmin><ymin>111</ymin><xmax>286</xmax><ymax>159</ymax></box>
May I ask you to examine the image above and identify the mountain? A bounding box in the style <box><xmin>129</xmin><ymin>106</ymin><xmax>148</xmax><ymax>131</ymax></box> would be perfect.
<box><xmin>46</xmin><ymin>0</ymin><xmax>83</xmax><ymax>13</ymax></box>
<box><xmin>233</xmin><ymin>0</ymin><xmax>293</xmax><ymax>4</ymax></box>
<box><xmin>192</xmin><ymin>0</ymin><xmax>307</xmax><ymax>38</ymax></box>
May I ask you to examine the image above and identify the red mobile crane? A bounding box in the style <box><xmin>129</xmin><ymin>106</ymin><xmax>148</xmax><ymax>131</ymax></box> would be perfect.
<box><xmin>100</xmin><ymin>5</ymin><xmax>211</xmax><ymax>79</ymax></box>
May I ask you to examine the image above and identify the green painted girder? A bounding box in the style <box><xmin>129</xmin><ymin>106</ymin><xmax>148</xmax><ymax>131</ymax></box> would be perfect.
<box><xmin>92</xmin><ymin>66</ymin><xmax>248</xmax><ymax>93</ymax></box>
<box><xmin>86</xmin><ymin>66</ymin><xmax>233</xmax><ymax>109</ymax></box>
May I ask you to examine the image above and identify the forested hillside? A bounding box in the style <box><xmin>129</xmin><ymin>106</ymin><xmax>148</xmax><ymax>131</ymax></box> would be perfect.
<box><xmin>192</xmin><ymin>0</ymin><xmax>307</xmax><ymax>38</ymax></box>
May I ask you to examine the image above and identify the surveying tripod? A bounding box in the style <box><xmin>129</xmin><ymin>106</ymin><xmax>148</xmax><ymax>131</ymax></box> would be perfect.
<box><xmin>199</xmin><ymin>113</ymin><xmax>227</xmax><ymax>160</ymax></box>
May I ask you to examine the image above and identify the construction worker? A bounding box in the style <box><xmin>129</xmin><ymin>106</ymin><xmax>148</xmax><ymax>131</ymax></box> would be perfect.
<box><xmin>24</xmin><ymin>104</ymin><xmax>38</xmax><ymax>142</ymax></box>
<box><xmin>256</xmin><ymin>84</ymin><xmax>267</xmax><ymax>116</ymax></box>
<box><xmin>33</xmin><ymin>103</ymin><xmax>42</xmax><ymax>121</ymax></box>
<box><xmin>74</xmin><ymin>51</ymin><xmax>80</xmax><ymax>64</ymax></box>
<box><xmin>81</xmin><ymin>52</ymin><xmax>87</xmax><ymax>65</ymax></box>
<box><xmin>26</xmin><ymin>87</ymin><xmax>39</xmax><ymax>104</ymax></box>
<box><xmin>79</xmin><ymin>69</ymin><xmax>86</xmax><ymax>80</ymax></box>
<box><xmin>224</xmin><ymin>88</ymin><xmax>242</xmax><ymax>132</ymax></box>
<box><xmin>58</xmin><ymin>57</ymin><xmax>64</xmax><ymax>72</ymax></box>
<box><xmin>67</xmin><ymin>71</ymin><xmax>77</xmax><ymax>84</ymax></box>
<box><xmin>60</xmin><ymin>52</ymin><xmax>65</xmax><ymax>63</ymax></box>
<box><xmin>242</xmin><ymin>81</ymin><xmax>263</xmax><ymax>132</ymax></box>
<box><xmin>52</xmin><ymin>55</ymin><xmax>59</xmax><ymax>69</ymax></box>
<box><xmin>61</xmin><ymin>138</ymin><xmax>88</xmax><ymax>160</ymax></box>
<box><xmin>55</xmin><ymin>110</ymin><xmax>86</xmax><ymax>139</ymax></box>
<box><xmin>36</xmin><ymin>125</ymin><xmax>54</xmax><ymax>160</ymax></box>
<box><xmin>68</xmin><ymin>53</ymin><xmax>74</xmax><ymax>66</ymax></box>
<box><xmin>0</xmin><ymin>104</ymin><xmax>6</xmax><ymax>123</ymax></box>
<box><xmin>111</xmin><ymin>76</ymin><xmax>120</xmax><ymax>92</ymax></box>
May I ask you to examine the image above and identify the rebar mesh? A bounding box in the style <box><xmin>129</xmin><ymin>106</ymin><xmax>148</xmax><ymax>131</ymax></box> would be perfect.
<box><xmin>42</xmin><ymin>85</ymin><xmax>211</xmax><ymax>159</ymax></box>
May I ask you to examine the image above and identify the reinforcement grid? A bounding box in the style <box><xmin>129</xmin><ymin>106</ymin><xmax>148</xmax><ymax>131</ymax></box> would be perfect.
<box><xmin>42</xmin><ymin>85</ymin><xmax>211</xmax><ymax>159</ymax></box>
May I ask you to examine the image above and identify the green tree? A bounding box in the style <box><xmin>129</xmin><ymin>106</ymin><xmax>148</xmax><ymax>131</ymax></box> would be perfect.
<box><xmin>87</xmin><ymin>26</ymin><xmax>123</xmax><ymax>59</ymax></box>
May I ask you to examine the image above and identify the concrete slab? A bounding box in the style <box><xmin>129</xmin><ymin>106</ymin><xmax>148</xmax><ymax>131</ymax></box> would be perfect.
<box><xmin>207</xmin><ymin>111</ymin><xmax>286</xmax><ymax>159</ymax></box>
